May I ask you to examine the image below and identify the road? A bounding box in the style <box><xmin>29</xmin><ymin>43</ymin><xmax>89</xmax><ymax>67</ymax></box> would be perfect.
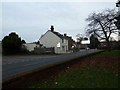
<box><xmin>2</xmin><ymin>49</ymin><xmax>101</xmax><ymax>79</ymax></box>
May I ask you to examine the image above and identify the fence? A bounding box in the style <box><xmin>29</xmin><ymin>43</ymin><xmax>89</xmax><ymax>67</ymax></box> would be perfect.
<box><xmin>34</xmin><ymin>47</ymin><xmax>55</xmax><ymax>54</ymax></box>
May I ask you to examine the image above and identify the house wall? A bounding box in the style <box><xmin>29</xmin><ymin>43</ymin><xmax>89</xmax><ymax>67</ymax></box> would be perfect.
<box><xmin>34</xmin><ymin>47</ymin><xmax>54</xmax><ymax>54</ymax></box>
<box><xmin>118</xmin><ymin>7</ymin><xmax>120</xmax><ymax>14</ymax></box>
<box><xmin>22</xmin><ymin>43</ymin><xmax>39</xmax><ymax>52</ymax></box>
<box><xmin>64</xmin><ymin>36</ymin><xmax>73</xmax><ymax>50</ymax></box>
<box><xmin>60</xmin><ymin>39</ymin><xmax>68</xmax><ymax>53</ymax></box>
<box><xmin>39</xmin><ymin>31</ymin><xmax>68</xmax><ymax>54</ymax></box>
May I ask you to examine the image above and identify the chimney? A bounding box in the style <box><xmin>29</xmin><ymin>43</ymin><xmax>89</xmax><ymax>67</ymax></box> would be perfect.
<box><xmin>64</xmin><ymin>33</ymin><xmax>67</xmax><ymax>36</ymax></box>
<box><xmin>50</xmin><ymin>25</ymin><xmax>54</xmax><ymax>32</ymax></box>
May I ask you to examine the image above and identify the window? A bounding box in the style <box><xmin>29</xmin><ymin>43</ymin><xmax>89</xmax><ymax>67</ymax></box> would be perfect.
<box><xmin>62</xmin><ymin>46</ymin><xmax>65</xmax><ymax>51</ymax></box>
<box><xmin>62</xmin><ymin>39</ymin><xmax>64</xmax><ymax>43</ymax></box>
<box><xmin>64</xmin><ymin>39</ymin><xmax>66</xmax><ymax>43</ymax></box>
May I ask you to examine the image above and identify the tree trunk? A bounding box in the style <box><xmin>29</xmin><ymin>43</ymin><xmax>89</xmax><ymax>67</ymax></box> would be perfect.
<box><xmin>106</xmin><ymin>39</ymin><xmax>111</xmax><ymax>51</ymax></box>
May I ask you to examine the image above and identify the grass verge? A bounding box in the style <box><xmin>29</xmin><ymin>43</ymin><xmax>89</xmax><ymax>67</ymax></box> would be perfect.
<box><xmin>30</xmin><ymin>50</ymin><xmax>119</xmax><ymax>88</ymax></box>
<box><xmin>31</xmin><ymin>67</ymin><xmax>118</xmax><ymax>88</ymax></box>
<box><xmin>94</xmin><ymin>50</ymin><xmax>120</xmax><ymax>57</ymax></box>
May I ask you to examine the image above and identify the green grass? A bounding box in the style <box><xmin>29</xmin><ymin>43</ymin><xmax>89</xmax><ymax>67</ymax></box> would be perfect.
<box><xmin>30</xmin><ymin>50</ymin><xmax>119</xmax><ymax>88</ymax></box>
<box><xmin>30</xmin><ymin>66</ymin><xmax>118</xmax><ymax>88</ymax></box>
<box><xmin>95</xmin><ymin>50</ymin><xmax>120</xmax><ymax>57</ymax></box>
<box><xmin>51</xmin><ymin>67</ymin><xmax>118</xmax><ymax>88</ymax></box>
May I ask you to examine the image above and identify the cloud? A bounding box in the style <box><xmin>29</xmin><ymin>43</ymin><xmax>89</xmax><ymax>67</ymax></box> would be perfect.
<box><xmin>2</xmin><ymin>2</ymin><xmax>116</xmax><ymax>42</ymax></box>
<box><xmin>1</xmin><ymin>0</ymin><xmax>116</xmax><ymax>2</ymax></box>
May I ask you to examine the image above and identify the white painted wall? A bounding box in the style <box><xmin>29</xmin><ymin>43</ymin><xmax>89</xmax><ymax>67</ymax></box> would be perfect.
<box><xmin>22</xmin><ymin>43</ymin><xmax>39</xmax><ymax>52</ymax></box>
<box><xmin>39</xmin><ymin>31</ymin><xmax>61</xmax><ymax>53</ymax></box>
<box><xmin>39</xmin><ymin>31</ymin><xmax>69</xmax><ymax>54</ymax></box>
<box><xmin>60</xmin><ymin>39</ymin><xmax>68</xmax><ymax>53</ymax></box>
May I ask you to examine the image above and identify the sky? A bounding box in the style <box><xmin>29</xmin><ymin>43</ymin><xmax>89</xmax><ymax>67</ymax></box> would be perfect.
<box><xmin>1</xmin><ymin>0</ymin><xmax>118</xmax><ymax>42</ymax></box>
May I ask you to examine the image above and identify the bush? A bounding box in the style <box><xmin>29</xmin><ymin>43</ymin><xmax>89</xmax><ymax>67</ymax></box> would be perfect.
<box><xmin>2</xmin><ymin>32</ymin><xmax>25</xmax><ymax>55</ymax></box>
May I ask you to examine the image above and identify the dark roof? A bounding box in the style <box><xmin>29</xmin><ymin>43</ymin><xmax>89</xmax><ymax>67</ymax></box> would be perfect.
<box><xmin>40</xmin><ymin>30</ymin><xmax>70</xmax><ymax>40</ymax></box>
<box><xmin>50</xmin><ymin>30</ymin><xmax>68</xmax><ymax>39</ymax></box>
<box><xmin>51</xmin><ymin>31</ymin><xmax>75</xmax><ymax>42</ymax></box>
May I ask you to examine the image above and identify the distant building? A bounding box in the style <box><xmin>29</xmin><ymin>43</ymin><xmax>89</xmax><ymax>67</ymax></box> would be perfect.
<box><xmin>80</xmin><ymin>40</ymin><xmax>90</xmax><ymax>49</ymax></box>
<box><xmin>63</xmin><ymin>33</ymin><xmax>75</xmax><ymax>50</ymax></box>
<box><xmin>39</xmin><ymin>25</ymin><xmax>74</xmax><ymax>54</ymax></box>
<box><xmin>22</xmin><ymin>43</ymin><xmax>40</xmax><ymax>52</ymax></box>
<box><xmin>98</xmin><ymin>41</ymin><xmax>120</xmax><ymax>50</ymax></box>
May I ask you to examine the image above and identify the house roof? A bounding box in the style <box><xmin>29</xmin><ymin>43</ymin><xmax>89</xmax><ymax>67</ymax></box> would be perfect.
<box><xmin>50</xmin><ymin>30</ymin><xmax>68</xmax><ymax>40</ymax></box>
<box><xmin>52</xmin><ymin>31</ymin><xmax>64</xmax><ymax>38</ymax></box>
<box><xmin>40</xmin><ymin>29</ymin><xmax>69</xmax><ymax>41</ymax></box>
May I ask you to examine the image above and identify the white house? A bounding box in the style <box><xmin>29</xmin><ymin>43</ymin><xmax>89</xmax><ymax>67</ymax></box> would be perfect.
<box><xmin>22</xmin><ymin>43</ymin><xmax>40</xmax><ymax>52</ymax></box>
<box><xmin>39</xmin><ymin>26</ymin><xmax>69</xmax><ymax>54</ymax></box>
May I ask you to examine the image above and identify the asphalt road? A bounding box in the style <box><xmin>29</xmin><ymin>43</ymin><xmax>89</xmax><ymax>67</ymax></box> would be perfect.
<box><xmin>2</xmin><ymin>49</ymin><xmax>101</xmax><ymax>79</ymax></box>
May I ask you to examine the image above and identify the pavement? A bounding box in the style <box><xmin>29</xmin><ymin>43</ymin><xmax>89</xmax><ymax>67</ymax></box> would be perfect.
<box><xmin>2</xmin><ymin>49</ymin><xmax>101</xmax><ymax>80</ymax></box>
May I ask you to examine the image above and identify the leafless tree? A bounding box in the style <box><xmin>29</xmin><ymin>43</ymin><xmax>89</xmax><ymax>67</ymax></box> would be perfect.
<box><xmin>76</xmin><ymin>34</ymin><xmax>83</xmax><ymax>44</ymax></box>
<box><xmin>86</xmin><ymin>9</ymin><xmax>118</xmax><ymax>49</ymax></box>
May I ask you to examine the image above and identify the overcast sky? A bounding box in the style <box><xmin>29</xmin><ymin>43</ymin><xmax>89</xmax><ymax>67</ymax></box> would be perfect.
<box><xmin>1</xmin><ymin>1</ymin><xmax>117</xmax><ymax>42</ymax></box>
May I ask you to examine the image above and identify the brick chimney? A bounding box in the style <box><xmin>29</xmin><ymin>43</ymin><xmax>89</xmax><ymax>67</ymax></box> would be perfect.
<box><xmin>64</xmin><ymin>33</ymin><xmax>67</xmax><ymax>36</ymax></box>
<box><xmin>50</xmin><ymin>25</ymin><xmax>54</xmax><ymax>32</ymax></box>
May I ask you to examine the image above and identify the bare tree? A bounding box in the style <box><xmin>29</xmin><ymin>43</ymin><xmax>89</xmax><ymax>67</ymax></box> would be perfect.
<box><xmin>76</xmin><ymin>34</ymin><xmax>83</xmax><ymax>44</ymax></box>
<box><xmin>86</xmin><ymin>9</ymin><xmax>118</xmax><ymax>49</ymax></box>
<box><xmin>115</xmin><ymin>14</ymin><xmax>120</xmax><ymax>30</ymax></box>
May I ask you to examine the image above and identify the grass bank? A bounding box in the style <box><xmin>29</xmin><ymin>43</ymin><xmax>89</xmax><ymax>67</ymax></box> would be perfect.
<box><xmin>94</xmin><ymin>50</ymin><xmax>120</xmax><ymax>57</ymax></box>
<box><xmin>30</xmin><ymin>50</ymin><xmax>119</xmax><ymax>88</ymax></box>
